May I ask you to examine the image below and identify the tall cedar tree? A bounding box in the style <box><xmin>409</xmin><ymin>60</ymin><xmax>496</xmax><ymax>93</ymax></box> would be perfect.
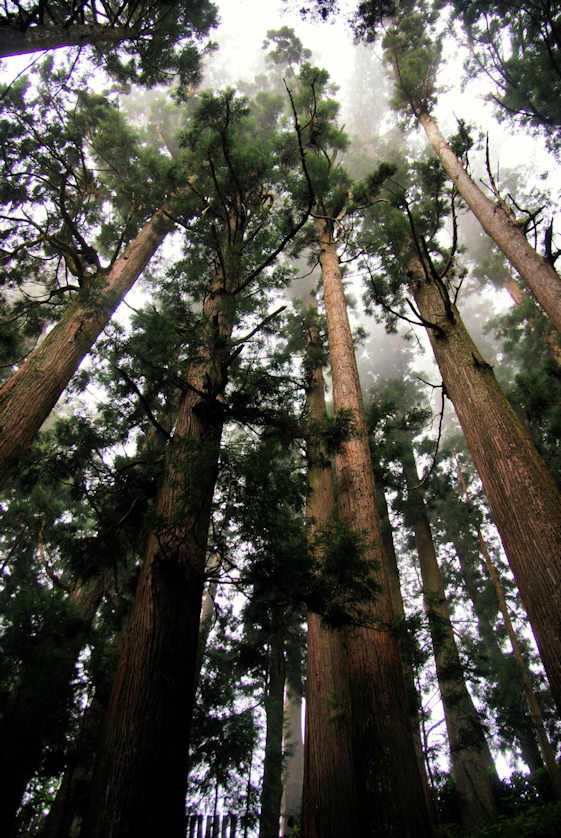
<box><xmin>350</xmin><ymin>3</ymin><xmax>561</xmax><ymax>337</ymax></box>
<box><xmin>0</xmin><ymin>73</ymin><xmax>201</xmax><ymax>487</ymax></box>
<box><xmin>81</xmin><ymin>86</ymin><xmax>313</xmax><ymax>838</ymax></box>
<box><xmin>439</xmin><ymin>0</ymin><xmax>561</xmax><ymax>155</ymax></box>
<box><xmin>0</xmin><ymin>1</ymin><xmax>217</xmax><ymax>91</ymax></box>
<box><xmin>285</xmin><ymin>61</ymin><xmax>432</xmax><ymax>835</ymax></box>
<box><xmin>368</xmin><ymin>382</ymin><xmax>498</xmax><ymax>827</ymax></box>
<box><xmin>359</xmin><ymin>153</ymin><xmax>561</xmax><ymax>717</ymax></box>
<box><xmin>300</xmin><ymin>289</ymin><xmax>358</xmax><ymax>838</ymax></box>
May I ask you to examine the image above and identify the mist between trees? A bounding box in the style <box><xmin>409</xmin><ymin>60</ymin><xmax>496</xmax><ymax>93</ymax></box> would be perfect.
<box><xmin>2</xmin><ymin>2</ymin><xmax>561</xmax><ymax>837</ymax></box>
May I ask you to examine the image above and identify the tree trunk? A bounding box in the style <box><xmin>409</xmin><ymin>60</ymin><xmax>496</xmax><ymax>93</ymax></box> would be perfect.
<box><xmin>0</xmin><ymin>24</ymin><xmax>135</xmax><ymax>58</ymax></box>
<box><xmin>1</xmin><ymin>568</ymin><xmax>109</xmax><ymax>837</ymax></box>
<box><xmin>259</xmin><ymin>612</ymin><xmax>286</xmax><ymax>838</ymax></box>
<box><xmin>0</xmin><ymin>208</ymin><xmax>171</xmax><ymax>488</ymax></box>
<box><xmin>452</xmin><ymin>540</ymin><xmax>544</xmax><ymax>775</ymax></box>
<box><xmin>410</xmin><ymin>257</ymin><xmax>561</xmax><ymax>717</ymax></box>
<box><xmin>374</xmin><ymin>473</ymin><xmax>435</xmax><ymax>821</ymax></box>
<box><xmin>280</xmin><ymin>685</ymin><xmax>304</xmax><ymax>836</ymax></box>
<box><xmin>81</xmin><ymin>267</ymin><xmax>232</xmax><ymax>838</ymax></box>
<box><xmin>418</xmin><ymin>111</ymin><xmax>561</xmax><ymax>337</ymax></box>
<box><xmin>402</xmin><ymin>445</ymin><xmax>497</xmax><ymax>829</ymax></box>
<box><xmin>498</xmin><ymin>274</ymin><xmax>561</xmax><ymax>364</ymax></box>
<box><xmin>315</xmin><ymin>219</ymin><xmax>431</xmax><ymax>837</ymax></box>
<box><xmin>301</xmin><ymin>291</ymin><xmax>358</xmax><ymax>838</ymax></box>
<box><xmin>457</xmin><ymin>463</ymin><xmax>561</xmax><ymax>799</ymax></box>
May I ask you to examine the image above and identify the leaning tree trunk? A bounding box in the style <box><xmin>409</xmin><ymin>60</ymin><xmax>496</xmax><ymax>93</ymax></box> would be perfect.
<box><xmin>81</xmin><ymin>266</ymin><xmax>232</xmax><ymax>838</ymax></box>
<box><xmin>259</xmin><ymin>611</ymin><xmax>287</xmax><ymax>838</ymax></box>
<box><xmin>409</xmin><ymin>256</ymin><xmax>561</xmax><ymax>717</ymax></box>
<box><xmin>1</xmin><ymin>567</ymin><xmax>109</xmax><ymax>837</ymax></box>
<box><xmin>301</xmin><ymin>290</ymin><xmax>358</xmax><ymax>838</ymax></box>
<box><xmin>402</xmin><ymin>444</ymin><xmax>497</xmax><ymax>829</ymax></box>
<box><xmin>0</xmin><ymin>24</ymin><xmax>135</xmax><ymax>58</ymax></box>
<box><xmin>0</xmin><ymin>207</ymin><xmax>171</xmax><ymax>488</ymax></box>
<box><xmin>315</xmin><ymin>218</ymin><xmax>432</xmax><ymax>837</ymax></box>
<box><xmin>418</xmin><ymin>110</ymin><xmax>561</xmax><ymax>337</ymax></box>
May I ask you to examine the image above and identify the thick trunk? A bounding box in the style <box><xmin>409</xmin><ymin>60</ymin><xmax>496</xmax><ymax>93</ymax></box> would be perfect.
<box><xmin>315</xmin><ymin>220</ymin><xmax>431</xmax><ymax>837</ymax></box>
<box><xmin>419</xmin><ymin>111</ymin><xmax>561</xmax><ymax>337</ymax></box>
<box><xmin>1</xmin><ymin>569</ymin><xmax>108</xmax><ymax>837</ymax></box>
<box><xmin>375</xmin><ymin>474</ymin><xmax>435</xmax><ymax>820</ymax></box>
<box><xmin>0</xmin><ymin>209</ymin><xmax>170</xmax><ymax>487</ymax></box>
<box><xmin>411</xmin><ymin>259</ymin><xmax>561</xmax><ymax>716</ymax></box>
<box><xmin>81</xmin><ymin>271</ymin><xmax>232</xmax><ymax>838</ymax></box>
<box><xmin>280</xmin><ymin>685</ymin><xmax>304</xmax><ymax>836</ymax></box>
<box><xmin>0</xmin><ymin>24</ymin><xmax>134</xmax><ymax>58</ymax></box>
<box><xmin>403</xmin><ymin>447</ymin><xmax>497</xmax><ymax>829</ymax></box>
<box><xmin>301</xmin><ymin>292</ymin><xmax>357</xmax><ymax>838</ymax></box>
<box><xmin>457</xmin><ymin>465</ymin><xmax>561</xmax><ymax>799</ymax></box>
<box><xmin>259</xmin><ymin>616</ymin><xmax>286</xmax><ymax>838</ymax></box>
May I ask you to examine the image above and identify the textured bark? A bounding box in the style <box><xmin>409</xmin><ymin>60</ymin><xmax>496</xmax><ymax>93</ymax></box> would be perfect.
<box><xmin>301</xmin><ymin>292</ymin><xmax>357</xmax><ymax>838</ymax></box>
<box><xmin>1</xmin><ymin>569</ymin><xmax>108</xmax><ymax>837</ymax></box>
<box><xmin>375</xmin><ymin>474</ymin><xmax>435</xmax><ymax>821</ymax></box>
<box><xmin>259</xmin><ymin>615</ymin><xmax>286</xmax><ymax>838</ymax></box>
<box><xmin>403</xmin><ymin>446</ymin><xmax>497</xmax><ymax>829</ymax></box>
<box><xmin>314</xmin><ymin>220</ymin><xmax>431</xmax><ymax>837</ymax></box>
<box><xmin>410</xmin><ymin>257</ymin><xmax>561</xmax><ymax>717</ymax></box>
<box><xmin>0</xmin><ymin>208</ymin><xmax>171</xmax><ymax>487</ymax></box>
<box><xmin>0</xmin><ymin>23</ymin><xmax>134</xmax><ymax>57</ymax></box>
<box><xmin>81</xmin><ymin>269</ymin><xmax>232</xmax><ymax>838</ymax></box>
<box><xmin>280</xmin><ymin>685</ymin><xmax>304</xmax><ymax>836</ymax></box>
<box><xmin>457</xmin><ymin>465</ymin><xmax>561</xmax><ymax>799</ymax></box>
<box><xmin>419</xmin><ymin>111</ymin><xmax>561</xmax><ymax>337</ymax></box>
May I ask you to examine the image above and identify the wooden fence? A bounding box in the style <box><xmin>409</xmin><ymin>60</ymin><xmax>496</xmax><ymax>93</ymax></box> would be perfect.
<box><xmin>186</xmin><ymin>813</ymin><xmax>238</xmax><ymax>838</ymax></box>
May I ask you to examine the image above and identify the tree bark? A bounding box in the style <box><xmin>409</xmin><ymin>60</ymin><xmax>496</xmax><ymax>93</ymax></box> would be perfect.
<box><xmin>81</xmin><ymin>267</ymin><xmax>232</xmax><ymax>838</ymax></box>
<box><xmin>402</xmin><ymin>445</ymin><xmax>497</xmax><ymax>829</ymax></box>
<box><xmin>418</xmin><ymin>111</ymin><xmax>561</xmax><ymax>337</ymax></box>
<box><xmin>259</xmin><ymin>611</ymin><xmax>287</xmax><ymax>838</ymax></box>
<box><xmin>0</xmin><ymin>24</ymin><xmax>135</xmax><ymax>58</ymax></box>
<box><xmin>301</xmin><ymin>291</ymin><xmax>358</xmax><ymax>838</ymax></box>
<box><xmin>315</xmin><ymin>219</ymin><xmax>431</xmax><ymax>837</ymax></box>
<box><xmin>1</xmin><ymin>567</ymin><xmax>109</xmax><ymax>837</ymax></box>
<box><xmin>374</xmin><ymin>473</ymin><xmax>435</xmax><ymax>821</ymax></box>
<box><xmin>0</xmin><ymin>208</ymin><xmax>171</xmax><ymax>488</ymax></box>
<box><xmin>410</xmin><ymin>257</ymin><xmax>561</xmax><ymax>717</ymax></box>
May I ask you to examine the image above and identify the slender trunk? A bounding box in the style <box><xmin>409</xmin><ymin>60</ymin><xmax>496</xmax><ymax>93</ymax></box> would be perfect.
<box><xmin>418</xmin><ymin>111</ymin><xmax>561</xmax><ymax>336</ymax></box>
<box><xmin>453</xmin><ymin>541</ymin><xmax>544</xmax><ymax>774</ymax></box>
<box><xmin>316</xmin><ymin>219</ymin><xmax>431</xmax><ymax>836</ymax></box>
<box><xmin>81</xmin><ymin>268</ymin><xmax>232</xmax><ymax>838</ymax></box>
<box><xmin>259</xmin><ymin>613</ymin><xmax>286</xmax><ymax>838</ymax></box>
<box><xmin>403</xmin><ymin>445</ymin><xmax>497</xmax><ymax>829</ymax></box>
<box><xmin>0</xmin><ymin>208</ymin><xmax>171</xmax><ymax>487</ymax></box>
<box><xmin>280</xmin><ymin>685</ymin><xmax>304</xmax><ymax>836</ymax></box>
<box><xmin>374</xmin><ymin>473</ymin><xmax>435</xmax><ymax>822</ymax></box>
<box><xmin>1</xmin><ymin>568</ymin><xmax>108</xmax><ymax>837</ymax></box>
<box><xmin>301</xmin><ymin>291</ymin><xmax>357</xmax><ymax>838</ymax></box>
<box><xmin>0</xmin><ymin>24</ymin><xmax>135</xmax><ymax>58</ymax></box>
<box><xmin>457</xmin><ymin>463</ymin><xmax>561</xmax><ymax>799</ymax></box>
<box><xmin>194</xmin><ymin>554</ymin><xmax>220</xmax><ymax>689</ymax></box>
<box><xmin>409</xmin><ymin>257</ymin><xmax>561</xmax><ymax>717</ymax></box>
<box><xmin>498</xmin><ymin>274</ymin><xmax>561</xmax><ymax>364</ymax></box>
